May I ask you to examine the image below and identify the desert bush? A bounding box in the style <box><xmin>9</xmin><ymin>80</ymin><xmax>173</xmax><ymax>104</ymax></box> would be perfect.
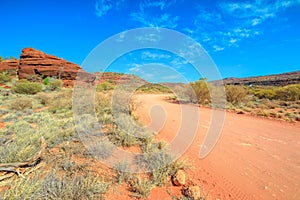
<box><xmin>2</xmin><ymin>175</ymin><xmax>42</xmax><ymax>200</ymax></box>
<box><xmin>150</xmin><ymin>157</ymin><xmax>189</xmax><ymax>187</ymax></box>
<box><xmin>108</xmin><ymin>127</ymin><xmax>139</xmax><ymax>147</ymax></box>
<box><xmin>0</xmin><ymin>108</ymin><xmax>9</xmax><ymax>116</ymax></box>
<box><xmin>12</xmin><ymin>80</ymin><xmax>42</xmax><ymax>94</ymax></box>
<box><xmin>47</xmin><ymin>78</ymin><xmax>63</xmax><ymax>91</ymax></box>
<box><xmin>95</xmin><ymin>92</ymin><xmax>113</xmax><ymax>116</ymax></box>
<box><xmin>225</xmin><ymin>85</ymin><xmax>248</xmax><ymax>105</ymax></box>
<box><xmin>130</xmin><ymin>177</ymin><xmax>153</xmax><ymax>199</ymax></box>
<box><xmin>48</xmin><ymin>89</ymin><xmax>72</xmax><ymax>113</ymax></box>
<box><xmin>251</xmin><ymin>87</ymin><xmax>277</xmax><ymax>100</ymax></box>
<box><xmin>113</xmin><ymin>160</ymin><xmax>132</xmax><ymax>184</ymax></box>
<box><xmin>137</xmin><ymin>84</ymin><xmax>171</xmax><ymax>93</ymax></box>
<box><xmin>39</xmin><ymin>173</ymin><xmax>109</xmax><ymax>200</ymax></box>
<box><xmin>2</xmin><ymin>172</ymin><xmax>109</xmax><ymax>200</ymax></box>
<box><xmin>90</xmin><ymin>139</ymin><xmax>115</xmax><ymax>159</ymax></box>
<box><xmin>99</xmin><ymin>113</ymin><xmax>114</xmax><ymax>125</ymax></box>
<box><xmin>190</xmin><ymin>79</ymin><xmax>211</xmax><ymax>105</ymax></box>
<box><xmin>171</xmin><ymin>84</ymin><xmax>196</xmax><ymax>103</ymax></box>
<box><xmin>1</xmin><ymin>112</ymin><xmax>18</xmax><ymax>122</ymax></box>
<box><xmin>0</xmin><ymin>121</ymin><xmax>39</xmax><ymax>163</ymax></box>
<box><xmin>111</xmin><ymin>90</ymin><xmax>141</xmax><ymax>115</ymax></box>
<box><xmin>275</xmin><ymin>84</ymin><xmax>300</xmax><ymax>101</ymax></box>
<box><xmin>8</xmin><ymin>97</ymin><xmax>33</xmax><ymax>110</ymax></box>
<box><xmin>0</xmin><ymin>71</ymin><xmax>11</xmax><ymax>83</ymax></box>
<box><xmin>250</xmin><ymin>84</ymin><xmax>300</xmax><ymax>101</ymax></box>
<box><xmin>35</xmin><ymin>92</ymin><xmax>51</xmax><ymax>105</ymax></box>
<box><xmin>257</xmin><ymin>109</ymin><xmax>271</xmax><ymax>117</ymax></box>
<box><xmin>96</xmin><ymin>81</ymin><xmax>115</xmax><ymax>92</ymax></box>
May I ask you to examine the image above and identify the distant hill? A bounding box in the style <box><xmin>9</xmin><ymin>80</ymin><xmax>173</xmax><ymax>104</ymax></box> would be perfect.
<box><xmin>94</xmin><ymin>72</ymin><xmax>148</xmax><ymax>85</ymax></box>
<box><xmin>212</xmin><ymin>70</ymin><xmax>300</xmax><ymax>86</ymax></box>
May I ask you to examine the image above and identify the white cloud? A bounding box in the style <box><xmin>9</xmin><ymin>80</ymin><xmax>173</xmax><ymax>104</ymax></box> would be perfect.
<box><xmin>189</xmin><ymin>0</ymin><xmax>300</xmax><ymax>52</ymax></box>
<box><xmin>95</xmin><ymin>0</ymin><xmax>125</xmax><ymax>18</ymax></box>
<box><xmin>219</xmin><ymin>0</ymin><xmax>299</xmax><ymax>26</ymax></box>
<box><xmin>139</xmin><ymin>0</ymin><xmax>180</xmax><ymax>11</ymax></box>
<box><xmin>95</xmin><ymin>0</ymin><xmax>112</xmax><ymax>17</ymax></box>
<box><xmin>130</xmin><ymin>11</ymin><xmax>179</xmax><ymax>28</ymax></box>
<box><xmin>141</xmin><ymin>51</ymin><xmax>171</xmax><ymax>60</ymax></box>
<box><xmin>135</xmin><ymin>33</ymin><xmax>161</xmax><ymax>43</ymax></box>
<box><xmin>129</xmin><ymin>0</ymin><xmax>180</xmax><ymax>28</ymax></box>
<box><xmin>213</xmin><ymin>45</ymin><xmax>225</xmax><ymax>52</ymax></box>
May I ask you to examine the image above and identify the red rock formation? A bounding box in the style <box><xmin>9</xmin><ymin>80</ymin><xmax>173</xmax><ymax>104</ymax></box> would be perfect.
<box><xmin>18</xmin><ymin>48</ymin><xmax>82</xmax><ymax>80</ymax></box>
<box><xmin>0</xmin><ymin>59</ymin><xmax>19</xmax><ymax>73</ymax></box>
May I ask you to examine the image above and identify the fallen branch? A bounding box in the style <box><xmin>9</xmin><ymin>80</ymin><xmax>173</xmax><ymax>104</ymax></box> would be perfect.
<box><xmin>0</xmin><ymin>137</ymin><xmax>46</xmax><ymax>183</ymax></box>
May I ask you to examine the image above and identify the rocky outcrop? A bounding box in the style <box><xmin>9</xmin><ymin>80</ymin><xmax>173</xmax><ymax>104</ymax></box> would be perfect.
<box><xmin>18</xmin><ymin>48</ymin><xmax>82</xmax><ymax>81</ymax></box>
<box><xmin>0</xmin><ymin>59</ymin><xmax>19</xmax><ymax>73</ymax></box>
<box><xmin>212</xmin><ymin>70</ymin><xmax>300</xmax><ymax>86</ymax></box>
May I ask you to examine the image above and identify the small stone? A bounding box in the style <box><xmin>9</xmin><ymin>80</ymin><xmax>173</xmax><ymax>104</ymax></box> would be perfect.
<box><xmin>187</xmin><ymin>186</ymin><xmax>201</xmax><ymax>200</ymax></box>
<box><xmin>172</xmin><ymin>170</ymin><xmax>186</xmax><ymax>186</ymax></box>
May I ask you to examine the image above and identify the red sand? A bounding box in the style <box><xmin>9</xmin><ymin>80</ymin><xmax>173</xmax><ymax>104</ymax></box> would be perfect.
<box><xmin>136</xmin><ymin>94</ymin><xmax>300</xmax><ymax>200</ymax></box>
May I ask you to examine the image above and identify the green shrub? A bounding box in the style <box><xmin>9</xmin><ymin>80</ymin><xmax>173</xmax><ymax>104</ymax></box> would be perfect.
<box><xmin>43</xmin><ymin>77</ymin><xmax>50</xmax><ymax>85</ymax></box>
<box><xmin>47</xmin><ymin>79</ymin><xmax>63</xmax><ymax>91</ymax></box>
<box><xmin>96</xmin><ymin>81</ymin><xmax>115</xmax><ymax>92</ymax></box>
<box><xmin>225</xmin><ymin>85</ymin><xmax>248</xmax><ymax>105</ymax></box>
<box><xmin>0</xmin><ymin>72</ymin><xmax>11</xmax><ymax>83</ymax></box>
<box><xmin>12</xmin><ymin>80</ymin><xmax>42</xmax><ymax>94</ymax></box>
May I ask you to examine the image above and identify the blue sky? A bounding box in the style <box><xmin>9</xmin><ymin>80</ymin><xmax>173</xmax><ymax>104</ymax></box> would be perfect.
<box><xmin>0</xmin><ymin>0</ymin><xmax>299</xmax><ymax>82</ymax></box>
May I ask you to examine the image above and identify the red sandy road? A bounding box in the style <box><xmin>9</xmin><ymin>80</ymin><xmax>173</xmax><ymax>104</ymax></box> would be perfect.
<box><xmin>135</xmin><ymin>94</ymin><xmax>300</xmax><ymax>200</ymax></box>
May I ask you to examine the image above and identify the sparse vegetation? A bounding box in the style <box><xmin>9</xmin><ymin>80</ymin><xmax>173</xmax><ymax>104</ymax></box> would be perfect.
<box><xmin>130</xmin><ymin>177</ymin><xmax>154</xmax><ymax>199</ymax></box>
<box><xmin>47</xmin><ymin>78</ymin><xmax>63</xmax><ymax>91</ymax></box>
<box><xmin>225</xmin><ymin>85</ymin><xmax>248</xmax><ymax>105</ymax></box>
<box><xmin>96</xmin><ymin>81</ymin><xmax>115</xmax><ymax>92</ymax></box>
<box><xmin>8</xmin><ymin>97</ymin><xmax>33</xmax><ymax>110</ymax></box>
<box><xmin>12</xmin><ymin>80</ymin><xmax>42</xmax><ymax>94</ymax></box>
<box><xmin>0</xmin><ymin>72</ymin><xmax>11</xmax><ymax>83</ymax></box>
<box><xmin>137</xmin><ymin>83</ymin><xmax>171</xmax><ymax>93</ymax></box>
<box><xmin>1</xmin><ymin>68</ymin><xmax>299</xmax><ymax>200</ymax></box>
<box><xmin>190</xmin><ymin>78</ymin><xmax>211</xmax><ymax>105</ymax></box>
<box><xmin>2</xmin><ymin>172</ymin><xmax>109</xmax><ymax>200</ymax></box>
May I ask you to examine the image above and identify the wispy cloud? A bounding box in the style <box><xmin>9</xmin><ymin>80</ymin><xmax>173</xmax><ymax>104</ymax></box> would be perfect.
<box><xmin>188</xmin><ymin>0</ymin><xmax>299</xmax><ymax>52</ymax></box>
<box><xmin>135</xmin><ymin>33</ymin><xmax>162</xmax><ymax>43</ymax></box>
<box><xmin>95</xmin><ymin>0</ymin><xmax>299</xmax><ymax>52</ymax></box>
<box><xmin>141</xmin><ymin>51</ymin><xmax>171</xmax><ymax>60</ymax></box>
<box><xmin>130</xmin><ymin>7</ymin><xmax>179</xmax><ymax>28</ymax></box>
<box><xmin>130</xmin><ymin>12</ymin><xmax>179</xmax><ymax>28</ymax></box>
<box><xmin>95</xmin><ymin>0</ymin><xmax>125</xmax><ymax>18</ymax></box>
<box><xmin>95</xmin><ymin>0</ymin><xmax>181</xmax><ymax>28</ymax></box>
<box><xmin>138</xmin><ymin>0</ymin><xmax>181</xmax><ymax>11</ymax></box>
<box><xmin>219</xmin><ymin>0</ymin><xmax>299</xmax><ymax>26</ymax></box>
